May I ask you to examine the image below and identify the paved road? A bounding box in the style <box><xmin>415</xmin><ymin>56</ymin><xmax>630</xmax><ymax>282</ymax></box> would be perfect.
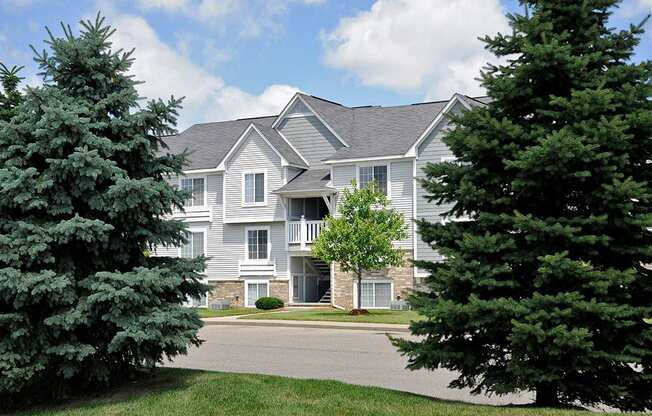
<box><xmin>168</xmin><ymin>325</ymin><xmax>533</xmax><ymax>406</ymax></box>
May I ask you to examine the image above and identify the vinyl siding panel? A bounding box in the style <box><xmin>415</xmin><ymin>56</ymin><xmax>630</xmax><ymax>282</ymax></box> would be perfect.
<box><xmin>389</xmin><ymin>161</ymin><xmax>413</xmax><ymax>249</ymax></box>
<box><xmin>224</xmin><ymin>129</ymin><xmax>285</xmax><ymax>222</ymax></box>
<box><xmin>415</xmin><ymin>118</ymin><xmax>455</xmax><ymax>263</ymax></box>
<box><xmin>278</xmin><ymin>116</ymin><xmax>343</xmax><ymax>167</ymax></box>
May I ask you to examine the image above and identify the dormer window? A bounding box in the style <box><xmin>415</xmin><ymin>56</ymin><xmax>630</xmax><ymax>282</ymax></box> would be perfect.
<box><xmin>243</xmin><ymin>170</ymin><xmax>266</xmax><ymax>206</ymax></box>
<box><xmin>180</xmin><ymin>177</ymin><xmax>206</xmax><ymax>208</ymax></box>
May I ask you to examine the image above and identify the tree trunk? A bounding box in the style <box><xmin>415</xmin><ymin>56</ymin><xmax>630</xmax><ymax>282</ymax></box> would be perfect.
<box><xmin>357</xmin><ymin>267</ymin><xmax>362</xmax><ymax>310</ymax></box>
<box><xmin>535</xmin><ymin>384</ymin><xmax>560</xmax><ymax>407</ymax></box>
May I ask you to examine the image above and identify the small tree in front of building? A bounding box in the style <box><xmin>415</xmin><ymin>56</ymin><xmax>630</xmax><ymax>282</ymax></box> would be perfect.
<box><xmin>312</xmin><ymin>181</ymin><xmax>407</xmax><ymax>313</ymax></box>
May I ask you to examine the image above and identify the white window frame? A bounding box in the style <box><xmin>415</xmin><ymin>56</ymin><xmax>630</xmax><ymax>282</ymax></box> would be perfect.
<box><xmin>178</xmin><ymin>226</ymin><xmax>208</xmax><ymax>259</ymax></box>
<box><xmin>440</xmin><ymin>156</ymin><xmax>458</xmax><ymax>163</ymax></box>
<box><xmin>183</xmin><ymin>280</ymin><xmax>209</xmax><ymax>308</ymax></box>
<box><xmin>356</xmin><ymin>163</ymin><xmax>391</xmax><ymax>199</ymax></box>
<box><xmin>353</xmin><ymin>279</ymin><xmax>394</xmax><ymax>309</ymax></box>
<box><xmin>178</xmin><ymin>175</ymin><xmax>208</xmax><ymax>211</ymax></box>
<box><xmin>241</xmin><ymin>169</ymin><xmax>267</xmax><ymax>207</ymax></box>
<box><xmin>244</xmin><ymin>226</ymin><xmax>272</xmax><ymax>263</ymax></box>
<box><xmin>244</xmin><ymin>279</ymin><xmax>270</xmax><ymax>307</ymax></box>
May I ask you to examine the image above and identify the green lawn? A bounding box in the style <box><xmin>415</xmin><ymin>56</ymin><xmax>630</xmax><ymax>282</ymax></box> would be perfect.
<box><xmin>193</xmin><ymin>307</ymin><xmax>272</xmax><ymax>318</ymax></box>
<box><xmin>11</xmin><ymin>368</ymin><xmax>617</xmax><ymax>416</ymax></box>
<box><xmin>239</xmin><ymin>308</ymin><xmax>423</xmax><ymax>324</ymax></box>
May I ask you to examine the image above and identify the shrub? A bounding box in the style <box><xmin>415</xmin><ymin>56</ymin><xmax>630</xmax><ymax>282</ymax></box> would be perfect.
<box><xmin>255</xmin><ymin>297</ymin><xmax>284</xmax><ymax>310</ymax></box>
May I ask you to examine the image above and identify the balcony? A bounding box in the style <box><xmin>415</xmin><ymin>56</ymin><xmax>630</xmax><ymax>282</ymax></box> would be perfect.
<box><xmin>238</xmin><ymin>260</ymin><xmax>276</xmax><ymax>276</ymax></box>
<box><xmin>288</xmin><ymin>217</ymin><xmax>325</xmax><ymax>250</ymax></box>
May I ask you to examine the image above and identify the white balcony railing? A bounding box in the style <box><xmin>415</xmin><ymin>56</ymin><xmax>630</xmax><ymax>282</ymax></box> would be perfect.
<box><xmin>238</xmin><ymin>260</ymin><xmax>276</xmax><ymax>276</ymax></box>
<box><xmin>288</xmin><ymin>217</ymin><xmax>325</xmax><ymax>249</ymax></box>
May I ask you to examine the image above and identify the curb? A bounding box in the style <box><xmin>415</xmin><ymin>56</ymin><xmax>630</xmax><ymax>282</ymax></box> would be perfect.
<box><xmin>201</xmin><ymin>319</ymin><xmax>411</xmax><ymax>333</ymax></box>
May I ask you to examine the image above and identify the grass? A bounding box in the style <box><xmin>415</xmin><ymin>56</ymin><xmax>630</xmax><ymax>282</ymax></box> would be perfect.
<box><xmin>239</xmin><ymin>308</ymin><xmax>423</xmax><ymax>324</ymax></box>
<box><xmin>193</xmin><ymin>307</ymin><xmax>271</xmax><ymax>318</ymax></box>
<box><xmin>10</xmin><ymin>368</ymin><xmax>623</xmax><ymax>416</ymax></box>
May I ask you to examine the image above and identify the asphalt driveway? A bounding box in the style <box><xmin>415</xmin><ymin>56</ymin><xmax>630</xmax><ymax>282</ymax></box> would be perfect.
<box><xmin>167</xmin><ymin>325</ymin><xmax>532</xmax><ymax>406</ymax></box>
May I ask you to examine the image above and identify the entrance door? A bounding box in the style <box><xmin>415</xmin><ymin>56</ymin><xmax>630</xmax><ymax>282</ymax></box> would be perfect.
<box><xmin>292</xmin><ymin>274</ymin><xmax>305</xmax><ymax>302</ymax></box>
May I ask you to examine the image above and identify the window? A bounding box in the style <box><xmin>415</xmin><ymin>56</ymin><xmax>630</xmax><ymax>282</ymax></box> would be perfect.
<box><xmin>246</xmin><ymin>228</ymin><xmax>269</xmax><ymax>261</ymax></box>
<box><xmin>183</xmin><ymin>292</ymin><xmax>208</xmax><ymax>308</ymax></box>
<box><xmin>359</xmin><ymin>281</ymin><xmax>392</xmax><ymax>308</ymax></box>
<box><xmin>246</xmin><ymin>281</ymin><xmax>268</xmax><ymax>307</ymax></box>
<box><xmin>181</xmin><ymin>230</ymin><xmax>205</xmax><ymax>258</ymax></box>
<box><xmin>243</xmin><ymin>172</ymin><xmax>266</xmax><ymax>205</ymax></box>
<box><xmin>358</xmin><ymin>165</ymin><xmax>388</xmax><ymax>196</ymax></box>
<box><xmin>180</xmin><ymin>177</ymin><xmax>205</xmax><ymax>208</ymax></box>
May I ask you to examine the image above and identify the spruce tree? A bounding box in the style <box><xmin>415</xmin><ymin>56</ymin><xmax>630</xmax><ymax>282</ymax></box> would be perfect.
<box><xmin>394</xmin><ymin>0</ymin><xmax>652</xmax><ymax>410</ymax></box>
<box><xmin>0</xmin><ymin>63</ymin><xmax>24</xmax><ymax>122</ymax></box>
<box><xmin>0</xmin><ymin>15</ymin><xmax>205</xmax><ymax>402</ymax></box>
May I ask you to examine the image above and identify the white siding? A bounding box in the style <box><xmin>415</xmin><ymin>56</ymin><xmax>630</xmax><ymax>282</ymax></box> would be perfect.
<box><xmin>331</xmin><ymin>161</ymin><xmax>412</xmax><ymax>249</ymax></box>
<box><xmin>224</xmin><ymin>129</ymin><xmax>285</xmax><ymax>222</ymax></box>
<box><xmin>415</xmin><ymin>117</ymin><xmax>456</xmax><ymax>263</ymax></box>
<box><xmin>278</xmin><ymin>116</ymin><xmax>343</xmax><ymax>167</ymax></box>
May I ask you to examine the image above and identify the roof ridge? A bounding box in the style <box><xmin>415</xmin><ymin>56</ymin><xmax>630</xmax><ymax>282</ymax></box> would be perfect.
<box><xmin>303</xmin><ymin>93</ymin><xmax>346</xmax><ymax>107</ymax></box>
<box><xmin>189</xmin><ymin>115</ymin><xmax>276</xmax><ymax>127</ymax></box>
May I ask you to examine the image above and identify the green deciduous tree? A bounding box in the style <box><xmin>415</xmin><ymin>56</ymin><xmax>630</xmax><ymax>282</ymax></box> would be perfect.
<box><xmin>0</xmin><ymin>63</ymin><xmax>24</xmax><ymax>122</ymax></box>
<box><xmin>0</xmin><ymin>15</ymin><xmax>205</xmax><ymax>402</ymax></box>
<box><xmin>312</xmin><ymin>182</ymin><xmax>407</xmax><ymax>312</ymax></box>
<box><xmin>394</xmin><ymin>0</ymin><xmax>652</xmax><ymax>411</ymax></box>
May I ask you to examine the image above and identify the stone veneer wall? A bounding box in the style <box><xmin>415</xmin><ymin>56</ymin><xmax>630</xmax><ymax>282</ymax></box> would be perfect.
<box><xmin>332</xmin><ymin>250</ymin><xmax>414</xmax><ymax>310</ymax></box>
<box><xmin>208</xmin><ymin>281</ymin><xmax>244</xmax><ymax>307</ymax></box>
<box><xmin>208</xmin><ymin>279</ymin><xmax>289</xmax><ymax>307</ymax></box>
<box><xmin>270</xmin><ymin>280</ymin><xmax>289</xmax><ymax>304</ymax></box>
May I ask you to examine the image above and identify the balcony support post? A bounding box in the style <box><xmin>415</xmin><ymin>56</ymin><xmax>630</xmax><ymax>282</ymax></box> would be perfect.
<box><xmin>300</xmin><ymin>215</ymin><xmax>307</xmax><ymax>250</ymax></box>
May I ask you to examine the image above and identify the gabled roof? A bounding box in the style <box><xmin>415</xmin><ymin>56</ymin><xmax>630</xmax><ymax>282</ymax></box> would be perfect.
<box><xmin>161</xmin><ymin>116</ymin><xmax>275</xmax><ymax>171</ymax></box>
<box><xmin>252</xmin><ymin>123</ymin><xmax>308</xmax><ymax>167</ymax></box>
<box><xmin>162</xmin><ymin>92</ymin><xmax>489</xmax><ymax>172</ymax></box>
<box><xmin>273</xmin><ymin>93</ymin><xmax>351</xmax><ymax>148</ymax></box>
<box><xmin>273</xmin><ymin>168</ymin><xmax>334</xmax><ymax>194</ymax></box>
<box><xmin>322</xmin><ymin>100</ymin><xmax>450</xmax><ymax>162</ymax></box>
<box><xmin>161</xmin><ymin>116</ymin><xmax>307</xmax><ymax>171</ymax></box>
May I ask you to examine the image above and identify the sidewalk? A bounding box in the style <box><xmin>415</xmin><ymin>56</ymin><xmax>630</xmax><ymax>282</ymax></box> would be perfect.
<box><xmin>202</xmin><ymin>315</ymin><xmax>411</xmax><ymax>333</ymax></box>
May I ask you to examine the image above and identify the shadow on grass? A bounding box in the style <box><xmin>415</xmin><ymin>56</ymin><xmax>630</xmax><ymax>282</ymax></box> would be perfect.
<box><xmin>6</xmin><ymin>368</ymin><xmax>198</xmax><ymax>416</ymax></box>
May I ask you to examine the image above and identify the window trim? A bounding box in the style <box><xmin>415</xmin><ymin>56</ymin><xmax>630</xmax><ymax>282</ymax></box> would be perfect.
<box><xmin>178</xmin><ymin>175</ymin><xmax>208</xmax><ymax>211</ymax></box>
<box><xmin>183</xmin><ymin>278</ymin><xmax>209</xmax><ymax>308</ymax></box>
<box><xmin>244</xmin><ymin>226</ymin><xmax>272</xmax><ymax>264</ymax></box>
<box><xmin>244</xmin><ymin>279</ymin><xmax>270</xmax><ymax>307</ymax></box>
<box><xmin>353</xmin><ymin>279</ymin><xmax>394</xmax><ymax>309</ymax></box>
<box><xmin>178</xmin><ymin>226</ymin><xmax>208</xmax><ymax>259</ymax></box>
<box><xmin>356</xmin><ymin>162</ymin><xmax>391</xmax><ymax>199</ymax></box>
<box><xmin>241</xmin><ymin>169</ymin><xmax>268</xmax><ymax>207</ymax></box>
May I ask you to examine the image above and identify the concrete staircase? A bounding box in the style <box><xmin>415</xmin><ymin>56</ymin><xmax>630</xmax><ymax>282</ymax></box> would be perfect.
<box><xmin>318</xmin><ymin>288</ymin><xmax>331</xmax><ymax>304</ymax></box>
<box><xmin>311</xmin><ymin>258</ymin><xmax>330</xmax><ymax>275</ymax></box>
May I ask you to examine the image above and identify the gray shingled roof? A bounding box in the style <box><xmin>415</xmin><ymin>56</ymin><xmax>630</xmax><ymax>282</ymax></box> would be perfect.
<box><xmin>274</xmin><ymin>168</ymin><xmax>334</xmax><ymax>194</ymax></box>
<box><xmin>253</xmin><ymin>123</ymin><xmax>307</xmax><ymax>167</ymax></box>
<box><xmin>161</xmin><ymin>117</ymin><xmax>274</xmax><ymax>170</ymax></box>
<box><xmin>162</xmin><ymin>93</ymin><xmax>489</xmax><ymax>171</ymax></box>
<box><xmin>299</xmin><ymin>94</ymin><xmax>449</xmax><ymax>161</ymax></box>
<box><xmin>160</xmin><ymin>116</ymin><xmax>307</xmax><ymax>170</ymax></box>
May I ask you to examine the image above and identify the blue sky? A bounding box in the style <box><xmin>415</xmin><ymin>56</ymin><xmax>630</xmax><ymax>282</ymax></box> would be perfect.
<box><xmin>1</xmin><ymin>0</ymin><xmax>651</xmax><ymax>129</ymax></box>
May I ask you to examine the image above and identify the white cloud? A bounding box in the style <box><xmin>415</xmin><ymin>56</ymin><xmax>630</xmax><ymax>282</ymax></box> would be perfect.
<box><xmin>322</xmin><ymin>0</ymin><xmax>509</xmax><ymax>99</ymax></box>
<box><xmin>107</xmin><ymin>12</ymin><xmax>299</xmax><ymax>128</ymax></box>
<box><xmin>135</xmin><ymin>0</ymin><xmax>323</xmax><ymax>38</ymax></box>
<box><xmin>615</xmin><ymin>0</ymin><xmax>652</xmax><ymax>18</ymax></box>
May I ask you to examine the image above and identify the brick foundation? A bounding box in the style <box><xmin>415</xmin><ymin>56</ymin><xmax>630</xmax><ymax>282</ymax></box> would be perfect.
<box><xmin>207</xmin><ymin>279</ymin><xmax>290</xmax><ymax>307</ymax></box>
<box><xmin>269</xmin><ymin>280</ymin><xmax>290</xmax><ymax>304</ymax></box>
<box><xmin>332</xmin><ymin>250</ymin><xmax>414</xmax><ymax>310</ymax></box>
<box><xmin>207</xmin><ymin>281</ymin><xmax>244</xmax><ymax>307</ymax></box>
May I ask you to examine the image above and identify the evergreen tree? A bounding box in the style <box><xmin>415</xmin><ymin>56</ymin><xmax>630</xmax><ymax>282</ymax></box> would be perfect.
<box><xmin>0</xmin><ymin>63</ymin><xmax>24</xmax><ymax>122</ymax></box>
<box><xmin>0</xmin><ymin>15</ymin><xmax>205</xmax><ymax>402</ymax></box>
<box><xmin>394</xmin><ymin>0</ymin><xmax>652</xmax><ymax>410</ymax></box>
